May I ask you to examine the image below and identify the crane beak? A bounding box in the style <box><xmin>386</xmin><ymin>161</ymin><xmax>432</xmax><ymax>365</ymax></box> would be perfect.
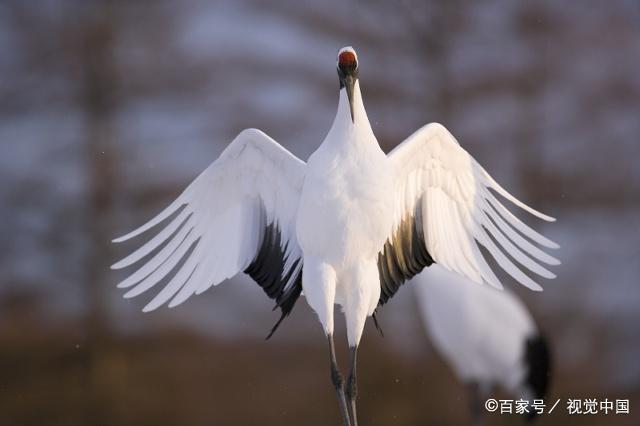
<box><xmin>344</xmin><ymin>75</ymin><xmax>355</xmax><ymax>123</ymax></box>
<box><xmin>338</xmin><ymin>59</ymin><xmax>358</xmax><ymax>123</ymax></box>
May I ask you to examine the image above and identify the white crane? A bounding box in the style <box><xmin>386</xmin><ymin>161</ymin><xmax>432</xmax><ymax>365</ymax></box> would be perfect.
<box><xmin>412</xmin><ymin>265</ymin><xmax>551</xmax><ymax>425</ymax></box>
<box><xmin>111</xmin><ymin>46</ymin><xmax>559</xmax><ymax>426</ymax></box>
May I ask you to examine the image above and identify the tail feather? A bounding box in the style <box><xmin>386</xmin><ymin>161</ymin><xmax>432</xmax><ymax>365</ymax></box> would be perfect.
<box><xmin>523</xmin><ymin>334</ymin><xmax>552</xmax><ymax>422</ymax></box>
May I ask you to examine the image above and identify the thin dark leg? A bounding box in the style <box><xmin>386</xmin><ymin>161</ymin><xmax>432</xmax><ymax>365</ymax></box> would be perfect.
<box><xmin>346</xmin><ymin>345</ymin><xmax>358</xmax><ymax>426</ymax></box>
<box><xmin>328</xmin><ymin>334</ymin><xmax>351</xmax><ymax>426</ymax></box>
<box><xmin>466</xmin><ymin>382</ymin><xmax>485</xmax><ymax>426</ymax></box>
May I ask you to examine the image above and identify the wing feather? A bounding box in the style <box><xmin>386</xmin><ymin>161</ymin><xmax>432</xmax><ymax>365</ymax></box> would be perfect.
<box><xmin>111</xmin><ymin>208</ymin><xmax>191</xmax><ymax>270</ymax></box>
<box><xmin>381</xmin><ymin>122</ymin><xmax>558</xmax><ymax>302</ymax></box>
<box><xmin>479</xmin><ymin>192</ymin><xmax>560</xmax><ymax>265</ymax></box>
<box><xmin>112</xmin><ymin>129</ymin><xmax>306</xmax><ymax>335</ymax></box>
<box><xmin>112</xmin><ymin>196</ymin><xmax>188</xmax><ymax>243</ymax></box>
<box><xmin>117</xmin><ymin>216</ymin><xmax>195</xmax><ymax>289</ymax></box>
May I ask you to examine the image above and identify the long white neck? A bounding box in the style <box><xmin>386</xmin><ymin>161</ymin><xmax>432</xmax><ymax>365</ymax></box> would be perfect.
<box><xmin>325</xmin><ymin>80</ymin><xmax>375</xmax><ymax>145</ymax></box>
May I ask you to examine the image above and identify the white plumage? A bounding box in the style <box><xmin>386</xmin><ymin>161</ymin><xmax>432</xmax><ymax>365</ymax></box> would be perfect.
<box><xmin>387</xmin><ymin>123</ymin><xmax>559</xmax><ymax>292</ymax></box>
<box><xmin>112</xmin><ymin>129</ymin><xmax>305</xmax><ymax>313</ymax></box>
<box><xmin>412</xmin><ymin>265</ymin><xmax>551</xmax><ymax>422</ymax></box>
<box><xmin>111</xmin><ymin>46</ymin><xmax>558</xmax><ymax>426</ymax></box>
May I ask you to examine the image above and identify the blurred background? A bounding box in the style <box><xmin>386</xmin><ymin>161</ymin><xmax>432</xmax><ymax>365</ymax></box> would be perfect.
<box><xmin>1</xmin><ymin>0</ymin><xmax>639</xmax><ymax>425</ymax></box>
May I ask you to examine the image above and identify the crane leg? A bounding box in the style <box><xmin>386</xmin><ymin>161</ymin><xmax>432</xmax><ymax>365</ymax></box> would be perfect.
<box><xmin>328</xmin><ymin>334</ymin><xmax>351</xmax><ymax>426</ymax></box>
<box><xmin>346</xmin><ymin>345</ymin><xmax>359</xmax><ymax>426</ymax></box>
<box><xmin>466</xmin><ymin>382</ymin><xmax>486</xmax><ymax>426</ymax></box>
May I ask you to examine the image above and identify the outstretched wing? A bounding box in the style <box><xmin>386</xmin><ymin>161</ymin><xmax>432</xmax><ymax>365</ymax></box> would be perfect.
<box><xmin>378</xmin><ymin>122</ymin><xmax>559</xmax><ymax>306</ymax></box>
<box><xmin>111</xmin><ymin>128</ymin><xmax>306</xmax><ymax>337</ymax></box>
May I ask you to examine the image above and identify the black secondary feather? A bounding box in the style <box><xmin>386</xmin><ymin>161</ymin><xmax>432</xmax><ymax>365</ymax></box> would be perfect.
<box><xmin>244</xmin><ymin>222</ymin><xmax>302</xmax><ymax>339</ymax></box>
<box><xmin>377</xmin><ymin>201</ymin><xmax>435</xmax><ymax>306</ymax></box>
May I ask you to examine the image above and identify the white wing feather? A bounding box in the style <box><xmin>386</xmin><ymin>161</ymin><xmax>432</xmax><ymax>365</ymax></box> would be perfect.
<box><xmin>389</xmin><ymin>123</ymin><xmax>559</xmax><ymax>291</ymax></box>
<box><xmin>112</xmin><ymin>128</ymin><xmax>305</xmax><ymax>311</ymax></box>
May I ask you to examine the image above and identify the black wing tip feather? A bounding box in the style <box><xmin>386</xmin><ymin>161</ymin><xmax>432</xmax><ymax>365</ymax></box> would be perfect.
<box><xmin>372</xmin><ymin>310</ymin><xmax>384</xmax><ymax>338</ymax></box>
<box><xmin>244</xmin><ymin>221</ymin><xmax>303</xmax><ymax>339</ymax></box>
<box><xmin>266</xmin><ymin>313</ymin><xmax>287</xmax><ymax>340</ymax></box>
<box><xmin>265</xmin><ymin>274</ymin><xmax>303</xmax><ymax>340</ymax></box>
<box><xmin>524</xmin><ymin>333</ymin><xmax>552</xmax><ymax>421</ymax></box>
